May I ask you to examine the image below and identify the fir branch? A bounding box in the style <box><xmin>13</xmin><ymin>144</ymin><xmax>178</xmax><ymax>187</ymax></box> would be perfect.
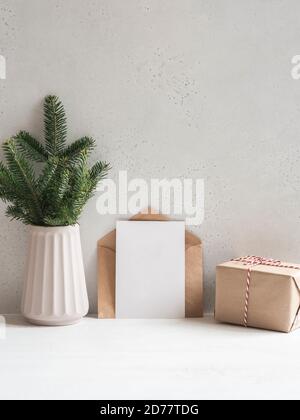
<box><xmin>68</xmin><ymin>156</ymin><xmax>91</xmax><ymax>220</ymax></box>
<box><xmin>51</xmin><ymin>167</ymin><xmax>70</xmax><ymax>208</ymax></box>
<box><xmin>6</xmin><ymin>205</ymin><xmax>31</xmax><ymax>225</ymax></box>
<box><xmin>0</xmin><ymin>162</ymin><xmax>20</xmax><ymax>203</ymax></box>
<box><xmin>37</xmin><ymin>158</ymin><xmax>59</xmax><ymax>193</ymax></box>
<box><xmin>14</xmin><ymin>131</ymin><xmax>48</xmax><ymax>162</ymax></box>
<box><xmin>0</xmin><ymin>95</ymin><xmax>110</xmax><ymax>227</ymax></box>
<box><xmin>44</xmin><ymin>95</ymin><xmax>67</xmax><ymax>156</ymax></box>
<box><xmin>3</xmin><ymin>139</ymin><xmax>43</xmax><ymax>223</ymax></box>
<box><xmin>89</xmin><ymin>161</ymin><xmax>111</xmax><ymax>184</ymax></box>
<box><xmin>61</xmin><ymin>137</ymin><xmax>95</xmax><ymax>165</ymax></box>
<box><xmin>87</xmin><ymin>161</ymin><xmax>111</xmax><ymax>200</ymax></box>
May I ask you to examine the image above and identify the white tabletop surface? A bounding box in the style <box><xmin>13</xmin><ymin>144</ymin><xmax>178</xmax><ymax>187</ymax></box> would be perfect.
<box><xmin>0</xmin><ymin>315</ymin><xmax>299</xmax><ymax>400</ymax></box>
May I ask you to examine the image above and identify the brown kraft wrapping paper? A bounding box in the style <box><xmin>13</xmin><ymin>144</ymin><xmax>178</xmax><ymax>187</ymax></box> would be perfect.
<box><xmin>98</xmin><ymin>210</ymin><xmax>203</xmax><ymax>319</ymax></box>
<box><xmin>215</xmin><ymin>259</ymin><xmax>300</xmax><ymax>333</ymax></box>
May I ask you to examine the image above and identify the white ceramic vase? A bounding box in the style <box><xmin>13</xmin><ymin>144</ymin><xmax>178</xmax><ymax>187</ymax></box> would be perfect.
<box><xmin>21</xmin><ymin>225</ymin><xmax>89</xmax><ymax>326</ymax></box>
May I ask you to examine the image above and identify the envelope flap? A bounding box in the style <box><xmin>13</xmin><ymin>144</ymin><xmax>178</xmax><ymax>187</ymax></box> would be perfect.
<box><xmin>186</xmin><ymin>230</ymin><xmax>202</xmax><ymax>249</ymax></box>
<box><xmin>292</xmin><ymin>273</ymin><xmax>300</xmax><ymax>292</ymax></box>
<box><xmin>130</xmin><ymin>207</ymin><xmax>170</xmax><ymax>222</ymax></box>
<box><xmin>97</xmin><ymin>229</ymin><xmax>116</xmax><ymax>252</ymax></box>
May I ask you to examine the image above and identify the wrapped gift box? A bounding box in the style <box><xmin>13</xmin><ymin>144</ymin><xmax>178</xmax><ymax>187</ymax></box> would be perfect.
<box><xmin>215</xmin><ymin>256</ymin><xmax>300</xmax><ymax>333</ymax></box>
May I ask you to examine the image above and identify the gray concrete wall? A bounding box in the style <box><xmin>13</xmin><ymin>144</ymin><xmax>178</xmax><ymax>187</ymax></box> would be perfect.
<box><xmin>1</xmin><ymin>0</ymin><xmax>300</xmax><ymax>313</ymax></box>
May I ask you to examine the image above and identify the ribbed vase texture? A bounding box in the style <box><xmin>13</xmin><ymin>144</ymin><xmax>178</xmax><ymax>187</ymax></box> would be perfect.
<box><xmin>22</xmin><ymin>225</ymin><xmax>89</xmax><ymax>326</ymax></box>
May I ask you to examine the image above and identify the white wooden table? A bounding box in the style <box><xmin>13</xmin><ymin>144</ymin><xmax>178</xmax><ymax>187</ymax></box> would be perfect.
<box><xmin>0</xmin><ymin>315</ymin><xmax>299</xmax><ymax>400</ymax></box>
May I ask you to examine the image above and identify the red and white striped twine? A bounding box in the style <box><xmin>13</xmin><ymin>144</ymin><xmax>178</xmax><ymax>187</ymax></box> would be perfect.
<box><xmin>231</xmin><ymin>256</ymin><xmax>300</xmax><ymax>328</ymax></box>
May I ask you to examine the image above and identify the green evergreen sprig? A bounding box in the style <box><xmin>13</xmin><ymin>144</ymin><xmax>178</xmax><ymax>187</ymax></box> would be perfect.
<box><xmin>0</xmin><ymin>95</ymin><xmax>110</xmax><ymax>226</ymax></box>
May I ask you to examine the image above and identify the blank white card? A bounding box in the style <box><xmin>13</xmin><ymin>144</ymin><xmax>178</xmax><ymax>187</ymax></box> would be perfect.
<box><xmin>116</xmin><ymin>221</ymin><xmax>185</xmax><ymax>319</ymax></box>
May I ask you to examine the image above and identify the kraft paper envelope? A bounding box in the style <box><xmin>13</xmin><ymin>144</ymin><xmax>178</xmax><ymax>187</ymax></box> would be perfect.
<box><xmin>215</xmin><ymin>260</ymin><xmax>300</xmax><ymax>333</ymax></box>
<box><xmin>98</xmin><ymin>210</ymin><xmax>203</xmax><ymax>319</ymax></box>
